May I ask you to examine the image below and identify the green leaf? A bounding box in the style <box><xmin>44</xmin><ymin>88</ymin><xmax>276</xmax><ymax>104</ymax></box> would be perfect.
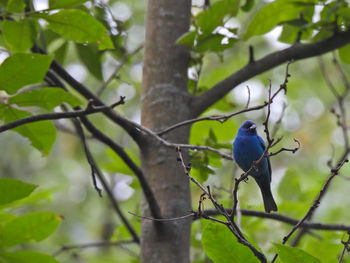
<box><xmin>0</xmin><ymin>212</ymin><xmax>61</xmax><ymax>247</ymax></box>
<box><xmin>202</xmin><ymin>222</ymin><xmax>257</xmax><ymax>263</ymax></box>
<box><xmin>0</xmin><ymin>213</ymin><xmax>17</xmax><ymax>225</ymax></box>
<box><xmin>8</xmin><ymin>88</ymin><xmax>82</xmax><ymax>110</ymax></box>
<box><xmin>244</xmin><ymin>0</ymin><xmax>310</xmax><ymax>39</ymax></box>
<box><xmin>303</xmin><ymin>239</ymin><xmax>341</xmax><ymax>263</ymax></box>
<box><xmin>275</xmin><ymin>244</ymin><xmax>322</xmax><ymax>263</ymax></box>
<box><xmin>49</xmin><ymin>0</ymin><xmax>88</xmax><ymax>9</ymax></box>
<box><xmin>197</xmin><ymin>0</ymin><xmax>240</xmax><ymax>35</ymax></box>
<box><xmin>0</xmin><ymin>178</ymin><xmax>37</xmax><ymax>206</ymax></box>
<box><xmin>0</xmin><ymin>53</ymin><xmax>53</xmax><ymax>94</ymax></box>
<box><xmin>0</xmin><ymin>251</ymin><xmax>58</xmax><ymax>263</ymax></box>
<box><xmin>338</xmin><ymin>44</ymin><xmax>350</xmax><ymax>64</ymax></box>
<box><xmin>278</xmin><ymin>24</ymin><xmax>300</xmax><ymax>44</ymax></box>
<box><xmin>76</xmin><ymin>44</ymin><xmax>103</xmax><ymax>80</ymax></box>
<box><xmin>176</xmin><ymin>31</ymin><xmax>196</xmax><ymax>49</ymax></box>
<box><xmin>3</xmin><ymin>19</ymin><xmax>37</xmax><ymax>52</ymax></box>
<box><xmin>1</xmin><ymin>105</ymin><xmax>56</xmax><ymax>156</ymax></box>
<box><xmin>32</xmin><ymin>10</ymin><xmax>114</xmax><ymax>50</ymax></box>
<box><xmin>6</xmin><ymin>0</ymin><xmax>25</xmax><ymax>13</ymax></box>
<box><xmin>197</xmin><ymin>34</ymin><xmax>238</xmax><ymax>53</ymax></box>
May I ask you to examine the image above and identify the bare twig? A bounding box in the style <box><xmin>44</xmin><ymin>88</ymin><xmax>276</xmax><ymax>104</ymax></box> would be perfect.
<box><xmin>290</xmin><ymin>54</ymin><xmax>350</xmax><ymax>248</ymax></box>
<box><xmin>231</xmin><ymin>62</ymin><xmax>294</xmax><ymax>220</ymax></box>
<box><xmin>32</xmin><ymin>44</ymin><xmax>142</xmax><ymax>144</ymax></box>
<box><xmin>72</xmin><ymin>117</ymin><xmax>103</xmax><ymax>197</ymax></box>
<box><xmin>79</xmin><ymin>115</ymin><xmax>162</xmax><ymax>219</ymax></box>
<box><xmin>53</xmin><ymin>240</ymin><xmax>135</xmax><ymax>257</ymax></box>
<box><xmin>128</xmin><ymin>206</ymin><xmax>350</xmax><ymax>232</ymax></box>
<box><xmin>122</xmin><ymin>118</ymin><xmax>234</xmax><ymax>159</ymax></box>
<box><xmin>269</xmin><ymin>138</ymin><xmax>300</xmax><ymax>156</ymax></box>
<box><xmin>97</xmin><ymin>45</ymin><xmax>143</xmax><ymax>97</ymax></box>
<box><xmin>271</xmin><ymin>158</ymin><xmax>349</xmax><ymax>263</ymax></box>
<box><xmin>0</xmin><ymin>97</ymin><xmax>125</xmax><ymax>133</ymax></box>
<box><xmin>338</xmin><ymin>232</ymin><xmax>350</xmax><ymax>263</ymax></box>
<box><xmin>157</xmin><ymin>84</ymin><xmax>285</xmax><ymax>136</ymax></box>
<box><xmin>71</xmin><ymin>118</ymin><xmax>140</xmax><ymax>244</ymax></box>
<box><xmin>202</xmin><ymin>209</ymin><xmax>350</xmax><ymax>231</ymax></box>
<box><xmin>129</xmin><ymin>211</ymin><xmax>196</xmax><ymax>222</ymax></box>
<box><xmin>176</xmin><ymin>147</ymin><xmax>268</xmax><ymax>263</ymax></box>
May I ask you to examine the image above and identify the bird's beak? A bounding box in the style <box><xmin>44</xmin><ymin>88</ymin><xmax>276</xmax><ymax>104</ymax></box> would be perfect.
<box><xmin>250</xmin><ymin>124</ymin><xmax>256</xmax><ymax>130</ymax></box>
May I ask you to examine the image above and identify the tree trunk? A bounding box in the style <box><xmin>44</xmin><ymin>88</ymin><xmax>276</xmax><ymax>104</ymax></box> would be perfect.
<box><xmin>140</xmin><ymin>0</ymin><xmax>192</xmax><ymax>262</ymax></box>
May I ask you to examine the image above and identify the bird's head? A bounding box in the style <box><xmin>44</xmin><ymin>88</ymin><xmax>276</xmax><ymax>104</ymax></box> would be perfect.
<box><xmin>238</xmin><ymin>120</ymin><xmax>257</xmax><ymax>135</ymax></box>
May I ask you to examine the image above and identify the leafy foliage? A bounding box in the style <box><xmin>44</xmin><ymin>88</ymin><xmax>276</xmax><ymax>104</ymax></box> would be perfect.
<box><xmin>1</xmin><ymin>212</ymin><xmax>61</xmax><ymax>247</ymax></box>
<box><xmin>274</xmin><ymin>244</ymin><xmax>322</xmax><ymax>263</ymax></box>
<box><xmin>0</xmin><ymin>178</ymin><xmax>37</xmax><ymax>205</ymax></box>
<box><xmin>202</xmin><ymin>222</ymin><xmax>257</xmax><ymax>263</ymax></box>
<box><xmin>0</xmin><ymin>54</ymin><xmax>53</xmax><ymax>94</ymax></box>
<box><xmin>8</xmin><ymin>88</ymin><xmax>81</xmax><ymax>110</ymax></box>
<box><xmin>0</xmin><ymin>178</ymin><xmax>60</xmax><ymax>263</ymax></box>
<box><xmin>0</xmin><ymin>104</ymin><xmax>56</xmax><ymax>155</ymax></box>
<box><xmin>33</xmin><ymin>10</ymin><xmax>114</xmax><ymax>50</ymax></box>
<box><xmin>3</xmin><ymin>19</ymin><xmax>37</xmax><ymax>52</ymax></box>
<box><xmin>0</xmin><ymin>251</ymin><xmax>59</xmax><ymax>263</ymax></box>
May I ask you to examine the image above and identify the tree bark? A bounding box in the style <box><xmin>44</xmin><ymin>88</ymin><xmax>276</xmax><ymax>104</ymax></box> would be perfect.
<box><xmin>141</xmin><ymin>0</ymin><xmax>192</xmax><ymax>262</ymax></box>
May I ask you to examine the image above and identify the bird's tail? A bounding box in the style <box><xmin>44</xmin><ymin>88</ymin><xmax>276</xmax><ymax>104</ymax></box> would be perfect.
<box><xmin>259</xmin><ymin>184</ymin><xmax>278</xmax><ymax>213</ymax></box>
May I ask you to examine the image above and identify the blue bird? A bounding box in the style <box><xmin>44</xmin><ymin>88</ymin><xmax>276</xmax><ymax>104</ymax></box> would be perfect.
<box><xmin>233</xmin><ymin>120</ymin><xmax>277</xmax><ymax>213</ymax></box>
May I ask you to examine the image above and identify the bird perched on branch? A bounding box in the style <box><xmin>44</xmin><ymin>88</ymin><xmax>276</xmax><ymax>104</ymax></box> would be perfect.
<box><xmin>233</xmin><ymin>120</ymin><xmax>277</xmax><ymax>213</ymax></box>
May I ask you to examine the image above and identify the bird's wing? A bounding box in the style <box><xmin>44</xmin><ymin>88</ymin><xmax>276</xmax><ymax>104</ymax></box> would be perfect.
<box><xmin>257</xmin><ymin>136</ymin><xmax>272</xmax><ymax>182</ymax></box>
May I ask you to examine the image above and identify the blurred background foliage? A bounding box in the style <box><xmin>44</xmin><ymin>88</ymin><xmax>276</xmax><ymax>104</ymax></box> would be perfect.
<box><xmin>0</xmin><ymin>0</ymin><xmax>350</xmax><ymax>262</ymax></box>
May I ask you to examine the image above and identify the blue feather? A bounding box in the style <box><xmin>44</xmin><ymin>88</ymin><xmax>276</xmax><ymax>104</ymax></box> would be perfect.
<box><xmin>233</xmin><ymin>120</ymin><xmax>277</xmax><ymax>213</ymax></box>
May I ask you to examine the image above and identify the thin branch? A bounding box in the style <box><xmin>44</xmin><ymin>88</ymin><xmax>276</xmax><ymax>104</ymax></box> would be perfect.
<box><xmin>53</xmin><ymin>240</ymin><xmax>135</xmax><ymax>257</ymax></box>
<box><xmin>158</xmin><ymin>75</ymin><xmax>286</xmax><ymax>136</ymax></box>
<box><xmin>79</xmin><ymin>115</ymin><xmax>162</xmax><ymax>219</ymax></box>
<box><xmin>121</xmin><ymin>117</ymin><xmax>234</xmax><ymax>159</ymax></box>
<box><xmin>31</xmin><ymin>44</ymin><xmax>143</xmax><ymax>144</ymax></box>
<box><xmin>176</xmin><ymin>147</ymin><xmax>268</xmax><ymax>263</ymax></box>
<box><xmin>192</xmin><ymin>29</ymin><xmax>350</xmax><ymax>117</ymax></box>
<box><xmin>290</xmin><ymin>53</ymin><xmax>350</xmax><ymax>247</ymax></box>
<box><xmin>268</xmin><ymin>138</ymin><xmax>300</xmax><ymax>156</ymax></box>
<box><xmin>128</xmin><ymin>211</ymin><xmax>193</xmax><ymax>222</ymax></box>
<box><xmin>338</xmin><ymin>232</ymin><xmax>350</xmax><ymax>263</ymax></box>
<box><xmin>128</xmin><ymin>207</ymin><xmax>350</xmax><ymax>232</ymax></box>
<box><xmin>231</xmin><ymin>64</ymin><xmax>293</xmax><ymax>220</ymax></box>
<box><xmin>97</xmin><ymin>44</ymin><xmax>143</xmax><ymax>97</ymax></box>
<box><xmin>0</xmin><ymin>98</ymin><xmax>125</xmax><ymax>133</ymax></box>
<box><xmin>271</xmin><ymin>158</ymin><xmax>349</xmax><ymax>263</ymax></box>
<box><xmin>71</xmin><ymin>118</ymin><xmax>140</xmax><ymax>244</ymax></box>
<box><xmin>158</xmin><ymin>101</ymin><xmax>270</xmax><ymax>136</ymax></box>
<box><xmin>201</xmin><ymin>209</ymin><xmax>350</xmax><ymax>231</ymax></box>
<box><xmin>72</xmin><ymin>117</ymin><xmax>102</xmax><ymax>197</ymax></box>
